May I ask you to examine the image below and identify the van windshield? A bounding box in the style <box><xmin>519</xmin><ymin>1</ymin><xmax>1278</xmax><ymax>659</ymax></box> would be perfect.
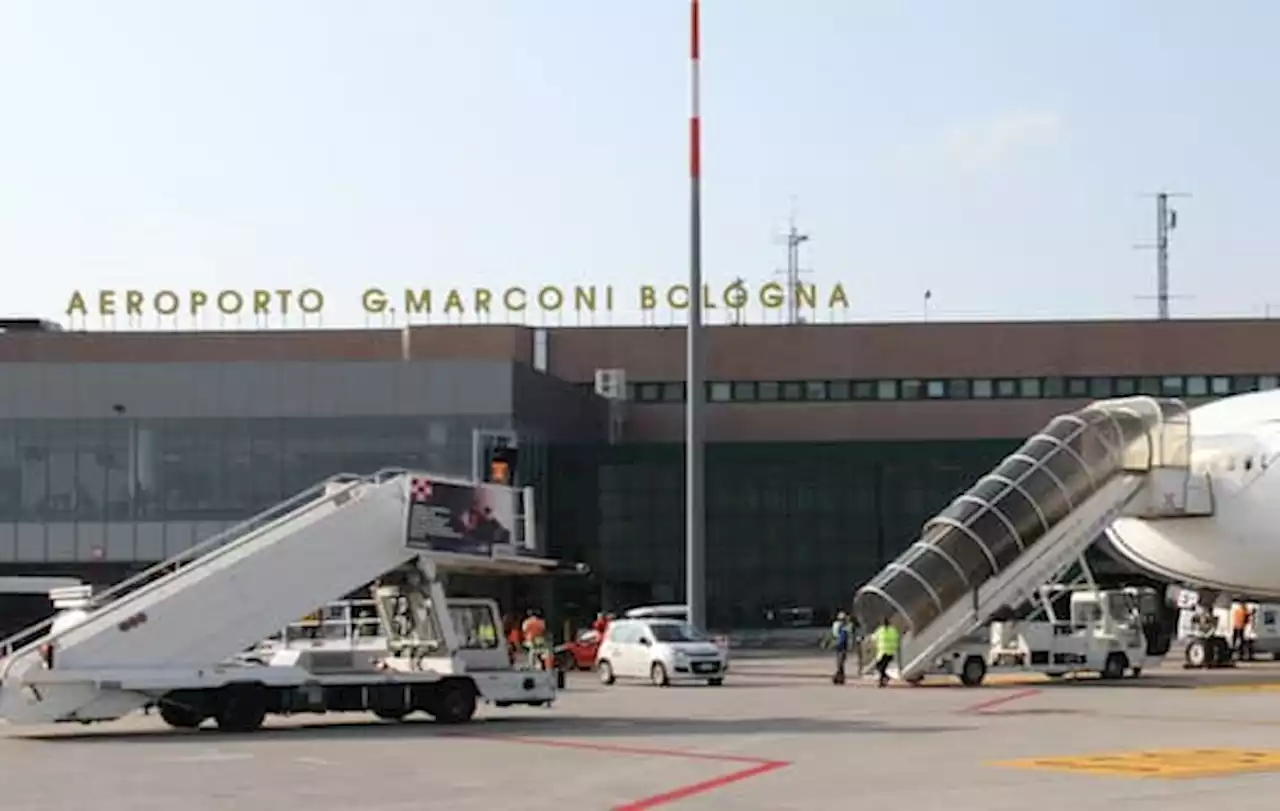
<box><xmin>649</xmin><ymin>623</ymin><xmax>705</xmax><ymax>643</ymax></box>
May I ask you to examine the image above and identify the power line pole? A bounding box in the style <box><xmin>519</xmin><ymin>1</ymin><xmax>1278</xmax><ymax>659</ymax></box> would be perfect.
<box><xmin>774</xmin><ymin>208</ymin><xmax>811</xmax><ymax>324</ymax></box>
<box><xmin>1135</xmin><ymin>190</ymin><xmax>1190</xmax><ymax>319</ymax></box>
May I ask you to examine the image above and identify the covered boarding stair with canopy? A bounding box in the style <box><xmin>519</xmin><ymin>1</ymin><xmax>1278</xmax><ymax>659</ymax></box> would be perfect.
<box><xmin>853</xmin><ymin>396</ymin><xmax>1214</xmax><ymax>683</ymax></box>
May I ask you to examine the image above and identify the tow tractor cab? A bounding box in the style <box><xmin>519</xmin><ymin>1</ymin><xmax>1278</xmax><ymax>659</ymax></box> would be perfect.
<box><xmin>0</xmin><ymin>469</ymin><xmax>566</xmax><ymax>732</ymax></box>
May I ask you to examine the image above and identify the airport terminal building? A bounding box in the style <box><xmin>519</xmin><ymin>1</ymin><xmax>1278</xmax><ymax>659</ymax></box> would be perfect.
<box><xmin>0</xmin><ymin>317</ymin><xmax>1278</xmax><ymax>629</ymax></box>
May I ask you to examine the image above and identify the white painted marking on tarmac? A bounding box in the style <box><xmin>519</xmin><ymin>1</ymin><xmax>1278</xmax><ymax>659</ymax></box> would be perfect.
<box><xmin>294</xmin><ymin>756</ymin><xmax>333</xmax><ymax>766</ymax></box>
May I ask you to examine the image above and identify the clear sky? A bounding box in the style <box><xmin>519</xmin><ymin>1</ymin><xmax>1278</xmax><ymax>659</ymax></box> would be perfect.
<box><xmin>0</xmin><ymin>0</ymin><xmax>1275</xmax><ymax>329</ymax></box>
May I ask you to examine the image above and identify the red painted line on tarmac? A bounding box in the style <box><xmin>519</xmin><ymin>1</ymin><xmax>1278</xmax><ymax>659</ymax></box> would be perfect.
<box><xmin>957</xmin><ymin>687</ymin><xmax>1042</xmax><ymax>714</ymax></box>
<box><xmin>449</xmin><ymin>732</ymin><xmax>791</xmax><ymax>809</ymax></box>
<box><xmin>613</xmin><ymin>759</ymin><xmax>790</xmax><ymax>811</ymax></box>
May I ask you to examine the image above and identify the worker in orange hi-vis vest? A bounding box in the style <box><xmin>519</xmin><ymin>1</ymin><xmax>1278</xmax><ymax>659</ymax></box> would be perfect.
<box><xmin>521</xmin><ymin>610</ymin><xmax>548</xmax><ymax>668</ymax></box>
<box><xmin>1230</xmin><ymin>602</ymin><xmax>1253</xmax><ymax>660</ymax></box>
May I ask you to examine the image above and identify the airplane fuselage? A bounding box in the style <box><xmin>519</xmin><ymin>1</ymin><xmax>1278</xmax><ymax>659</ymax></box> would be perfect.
<box><xmin>1105</xmin><ymin>389</ymin><xmax>1280</xmax><ymax>599</ymax></box>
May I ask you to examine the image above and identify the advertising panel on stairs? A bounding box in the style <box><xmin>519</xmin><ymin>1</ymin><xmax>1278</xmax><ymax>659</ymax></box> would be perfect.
<box><xmin>405</xmin><ymin>477</ymin><xmax>521</xmax><ymax>558</ymax></box>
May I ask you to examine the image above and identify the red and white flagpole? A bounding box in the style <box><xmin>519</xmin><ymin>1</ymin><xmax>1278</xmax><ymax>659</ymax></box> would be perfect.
<box><xmin>685</xmin><ymin>0</ymin><xmax>707</xmax><ymax>632</ymax></box>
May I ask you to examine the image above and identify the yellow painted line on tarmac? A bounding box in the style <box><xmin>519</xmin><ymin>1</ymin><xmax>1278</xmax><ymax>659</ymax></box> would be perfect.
<box><xmin>992</xmin><ymin>748</ymin><xmax>1280</xmax><ymax>780</ymax></box>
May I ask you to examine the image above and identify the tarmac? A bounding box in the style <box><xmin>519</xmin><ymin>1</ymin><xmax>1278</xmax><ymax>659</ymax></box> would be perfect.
<box><xmin>8</xmin><ymin>655</ymin><xmax>1280</xmax><ymax>810</ymax></box>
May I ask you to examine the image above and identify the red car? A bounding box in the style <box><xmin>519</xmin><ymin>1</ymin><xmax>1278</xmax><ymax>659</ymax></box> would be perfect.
<box><xmin>555</xmin><ymin>628</ymin><xmax>604</xmax><ymax>671</ymax></box>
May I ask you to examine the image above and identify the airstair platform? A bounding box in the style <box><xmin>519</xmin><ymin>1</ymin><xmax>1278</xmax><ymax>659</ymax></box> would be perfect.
<box><xmin>854</xmin><ymin>396</ymin><xmax>1212</xmax><ymax>682</ymax></box>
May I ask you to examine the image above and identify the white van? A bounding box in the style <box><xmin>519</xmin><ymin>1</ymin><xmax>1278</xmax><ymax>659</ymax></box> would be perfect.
<box><xmin>596</xmin><ymin>618</ymin><xmax>728</xmax><ymax>687</ymax></box>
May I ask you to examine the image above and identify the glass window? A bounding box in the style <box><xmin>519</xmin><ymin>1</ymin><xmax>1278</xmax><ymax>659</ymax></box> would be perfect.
<box><xmin>661</xmin><ymin>383</ymin><xmax>684</xmax><ymax>402</ymax></box>
<box><xmin>1114</xmin><ymin>377</ymin><xmax>1137</xmax><ymax>396</ymax></box>
<box><xmin>637</xmin><ymin>383</ymin><xmax>662</xmax><ymax>402</ymax></box>
<box><xmin>1161</xmin><ymin>376</ymin><xmax>1184</xmax><ymax>396</ymax></box>
<box><xmin>709</xmin><ymin>382</ymin><xmax>732</xmax><ymax>403</ymax></box>
<box><xmin>1261</xmin><ymin>375</ymin><xmax>1280</xmax><ymax>391</ymax></box>
<box><xmin>1138</xmin><ymin>377</ymin><xmax>1161</xmax><ymax>396</ymax></box>
<box><xmin>1066</xmin><ymin>377</ymin><xmax>1090</xmax><ymax>397</ymax></box>
<box><xmin>74</xmin><ymin>420</ymin><xmax>108</xmax><ymax>521</ymax></box>
<box><xmin>971</xmin><ymin>379</ymin><xmax>993</xmax><ymax>399</ymax></box>
<box><xmin>876</xmin><ymin>380</ymin><xmax>898</xmax><ymax>400</ymax></box>
<box><xmin>1019</xmin><ymin>378</ymin><xmax>1042</xmax><ymax>398</ymax></box>
<box><xmin>900</xmin><ymin>379</ymin><xmax>923</xmax><ymax>400</ymax></box>
<box><xmin>925</xmin><ymin>380</ymin><xmax>946</xmax><ymax>399</ymax></box>
<box><xmin>45</xmin><ymin>421</ymin><xmax>77</xmax><ymax>520</ymax></box>
<box><xmin>0</xmin><ymin>422</ymin><xmax>16</xmax><ymax>521</ymax></box>
<box><xmin>995</xmin><ymin>379</ymin><xmax>1018</xmax><ymax>398</ymax></box>
<box><xmin>805</xmin><ymin>381</ymin><xmax>828</xmax><ymax>401</ymax></box>
<box><xmin>1089</xmin><ymin>377</ymin><xmax>1113</xmax><ymax>398</ymax></box>
<box><xmin>732</xmin><ymin>382</ymin><xmax>755</xmax><ymax>401</ymax></box>
<box><xmin>624</xmin><ymin>383</ymin><xmax>637</xmax><ymax>401</ymax></box>
<box><xmin>1234</xmin><ymin>376</ymin><xmax>1259</xmax><ymax>394</ymax></box>
<box><xmin>948</xmin><ymin>379</ymin><xmax>971</xmax><ymax>399</ymax></box>
<box><xmin>781</xmin><ymin>381</ymin><xmax>805</xmax><ymax>401</ymax></box>
<box><xmin>827</xmin><ymin>380</ymin><xmax>851</xmax><ymax>400</ymax></box>
<box><xmin>1185</xmin><ymin>375</ymin><xmax>1208</xmax><ymax>397</ymax></box>
<box><xmin>756</xmin><ymin>381</ymin><xmax>780</xmax><ymax>401</ymax></box>
<box><xmin>1210</xmin><ymin>376</ymin><xmax>1231</xmax><ymax>396</ymax></box>
<box><xmin>1042</xmin><ymin>377</ymin><xmax>1065</xmax><ymax>398</ymax></box>
<box><xmin>852</xmin><ymin>381</ymin><xmax>876</xmax><ymax>400</ymax></box>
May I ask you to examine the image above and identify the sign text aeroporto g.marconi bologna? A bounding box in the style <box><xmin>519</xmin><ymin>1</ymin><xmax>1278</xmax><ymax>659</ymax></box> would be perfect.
<box><xmin>64</xmin><ymin>282</ymin><xmax>852</xmax><ymax>318</ymax></box>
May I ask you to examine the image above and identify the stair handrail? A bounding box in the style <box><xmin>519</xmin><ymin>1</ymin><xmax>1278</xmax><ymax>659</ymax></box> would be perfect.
<box><xmin>0</xmin><ymin>471</ymin><xmax>372</xmax><ymax>660</ymax></box>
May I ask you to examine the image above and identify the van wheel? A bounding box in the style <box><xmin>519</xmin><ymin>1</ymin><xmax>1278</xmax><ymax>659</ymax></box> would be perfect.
<box><xmin>598</xmin><ymin>660</ymin><xmax>615</xmax><ymax>685</ymax></box>
<box><xmin>707</xmin><ymin>677</ymin><xmax>723</xmax><ymax>686</ymax></box>
<box><xmin>650</xmin><ymin>662</ymin><xmax>670</xmax><ymax>687</ymax></box>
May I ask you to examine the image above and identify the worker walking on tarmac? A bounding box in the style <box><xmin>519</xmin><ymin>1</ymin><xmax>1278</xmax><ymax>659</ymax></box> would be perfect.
<box><xmin>872</xmin><ymin>618</ymin><xmax>900</xmax><ymax>688</ymax></box>
<box><xmin>1230</xmin><ymin>602</ymin><xmax>1253</xmax><ymax>660</ymax></box>
<box><xmin>831</xmin><ymin>611</ymin><xmax>853</xmax><ymax>684</ymax></box>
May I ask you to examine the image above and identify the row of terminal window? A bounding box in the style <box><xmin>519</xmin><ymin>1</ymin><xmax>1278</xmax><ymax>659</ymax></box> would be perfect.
<box><xmin>619</xmin><ymin>374</ymin><xmax>1280</xmax><ymax>404</ymax></box>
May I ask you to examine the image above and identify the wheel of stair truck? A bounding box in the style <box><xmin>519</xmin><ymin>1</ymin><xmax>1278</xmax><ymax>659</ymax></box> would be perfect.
<box><xmin>373</xmin><ymin>707</ymin><xmax>411</xmax><ymax>723</ymax></box>
<box><xmin>1185</xmin><ymin>638</ymin><xmax>1209</xmax><ymax>668</ymax></box>
<box><xmin>1101</xmin><ymin>652</ymin><xmax>1129</xmax><ymax>680</ymax></box>
<box><xmin>428</xmin><ymin>679</ymin><xmax>477</xmax><ymax>725</ymax></box>
<box><xmin>214</xmin><ymin>683</ymin><xmax>268</xmax><ymax>733</ymax></box>
<box><xmin>158</xmin><ymin>691</ymin><xmax>207</xmax><ymax>730</ymax></box>
<box><xmin>959</xmin><ymin>656</ymin><xmax>987</xmax><ymax>687</ymax></box>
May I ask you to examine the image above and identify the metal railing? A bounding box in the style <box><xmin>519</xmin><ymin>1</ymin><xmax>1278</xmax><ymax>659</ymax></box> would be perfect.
<box><xmin>0</xmin><ymin>469</ymin><xmax>405</xmax><ymax>663</ymax></box>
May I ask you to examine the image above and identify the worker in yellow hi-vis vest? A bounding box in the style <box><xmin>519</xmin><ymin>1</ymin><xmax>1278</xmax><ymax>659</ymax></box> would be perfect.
<box><xmin>872</xmin><ymin>618</ymin><xmax>901</xmax><ymax>688</ymax></box>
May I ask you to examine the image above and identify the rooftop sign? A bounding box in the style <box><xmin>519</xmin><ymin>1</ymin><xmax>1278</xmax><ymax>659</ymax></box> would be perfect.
<box><xmin>64</xmin><ymin>282</ymin><xmax>851</xmax><ymax>321</ymax></box>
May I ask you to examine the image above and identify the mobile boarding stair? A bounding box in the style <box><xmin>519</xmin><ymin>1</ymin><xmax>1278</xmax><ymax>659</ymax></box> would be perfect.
<box><xmin>853</xmin><ymin>396</ymin><xmax>1215</xmax><ymax>684</ymax></box>
<box><xmin>0</xmin><ymin>469</ymin><xmax>550</xmax><ymax>725</ymax></box>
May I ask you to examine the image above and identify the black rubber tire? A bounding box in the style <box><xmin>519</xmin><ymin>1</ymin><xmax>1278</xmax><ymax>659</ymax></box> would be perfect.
<box><xmin>214</xmin><ymin>684</ymin><xmax>267</xmax><ymax>733</ymax></box>
<box><xmin>159</xmin><ymin>702</ymin><xmax>204</xmax><ymax>730</ymax></box>
<box><xmin>598</xmin><ymin>660</ymin><xmax>616</xmax><ymax>685</ymax></box>
<box><xmin>959</xmin><ymin>656</ymin><xmax>986</xmax><ymax>687</ymax></box>
<box><xmin>432</xmin><ymin>681</ymin><xmax>477</xmax><ymax>725</ymax></box>
<box><xmin>1101</xmin><ymin>652</ymin><xmax>1128</xmax><ymax>680</ymax></box>
<box><xmin>373</xmin><ymin>707</ymin><xmax>411</xmax><ymax>722</ymax></box>
<box><xmin>707</xmin><ymin>677</ymin><xmax>724</xmax><ymax>686</ymax></box>
<box><xmin>557</xmin><ymin>652</ymin><xmax>577</xmax><ymax>672</ymax></box>
<box><xmin>650</xmin><ymin>662</ymin><xmax>669</xmax><ymax>687</ymax></box>
<box><xmin>1185</xmin><ymin>638</ymin><xmax>1208</xmax><ymax>668</ymax></box>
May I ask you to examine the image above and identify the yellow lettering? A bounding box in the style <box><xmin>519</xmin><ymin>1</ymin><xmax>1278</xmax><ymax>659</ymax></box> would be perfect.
<box><xmin>828</xmin><ymin>283</ymin><xmax>850</xmax><ymax>309</ymax></box>
<box><xmin>443</xmin><ymin>289</ymin><xmax>465</xmax><ymax>314</ymax></box>
<box><xmin>275</xmin><ymin>289</ymin><xmax>292</xmax><ymax>314</ymax></box>
<box><xmin>760</xmin><ymin>282</ymin><xmax>785</xmax><ymax>309</ymax></box>
<box><xmin>537</xmin><ymin>285</ymin><xmax>563</xmax><ymax>311</ymax></box>
<box><xmin>796</xmin><ymin>283</ymin><xmax>816</xmax><ymax>310</ymax></box>
<box><xmin>297</xmin><ymin>289</ymin><xmax>324</xmax><ymax>314</ymax></box>
<box><xmin>154</xmin><ymin>290</ymin><xmax>180</xmax><ymax>316</ymax></box>
<box><xmin>404</xmin><ymin>289</ymin><xmax>431</xmax><ymax>314</ymax></box>
<box><xmin>666</xmin><ymin>284</ymin><xmax>689</xmax><ymax>310</ymax></box>
<box><xmin>65</xmin><ymin>291</ymin><xmax>88</xmax><ymax>317</ymax></box>
<box><xmin>217</xmin><ymin>290</ymin><xmax>244</xmax><ymax>315</ymax></box>
<box><xmin>361</xmin><ymin>288</ymin><xmax>387</xmax><ymax>314</ymax></box>
<box><xmin>97</xmin><ymin>290</ymin><xmax>116</xmax><ymax>316</ymax></box>
<box><xmin>474</xmin><ymin>288</ymin><xmax>493</xmax><ymax>313</ymax></box>
<box><xmin>187</xmin><ymin>290</ymin><xmax>206</xmax><ymax>315</ymax></box>
<box><xmin>701</xmin><ymin>284</ymin><xmax>716</xmax><ymax>309</ymax></box>
<box><xmin>125</xmin><ymin>290</ymin><xmax>143</xmax><ymax>316</ymax></box>
<box><xmin>573</xmin><ymin>285</ymin><xmax>596</xmax><ymax>312</ymax></box>
<box><xmin>724</xmin><ymin>282</ymin><xmax>748</xmax><ymax>310</ymax></box>
<box><xmin>639</xmin><ymin>285</ymin><xmax>657</xmax><ymax>310</ymax></box>
<box><xmin>252</xmin><ymin>290</ymin><xmax>271</xmax><ymax>315</ymax></box>
<box><xmin>504</xmin><ymin>287</ymin><xmax>527</xmax><ymax>311</ymax></box>
<box><xmin>605</xmin><ymin>285</ymin><xmax>615</xmax><ymax>309</ymax></box>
